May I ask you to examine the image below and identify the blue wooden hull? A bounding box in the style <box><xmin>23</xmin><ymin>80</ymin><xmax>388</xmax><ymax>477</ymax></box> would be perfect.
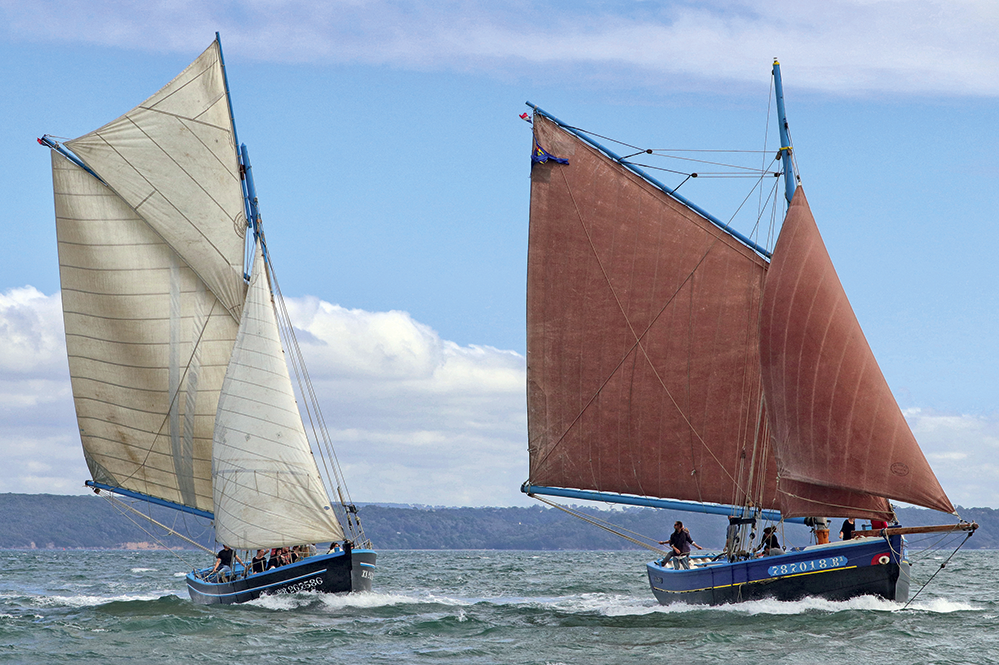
<box><xmin>186</xmin><ymin>549</ymin><xmax>376</xmax><ymax>605</ymax></box>
<box><xmin>647</xmin><ymin>536</ymin><xmax>909</xmax><ymax>605</ymax></box>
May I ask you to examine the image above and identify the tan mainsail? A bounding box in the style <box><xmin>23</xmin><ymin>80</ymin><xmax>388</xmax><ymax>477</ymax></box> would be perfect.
<box><xmin>53</xmin><ymin>151</ymin><xmax>238</xmax><ymax>513</ymax></box>
<box><xmin>526</xmin><ymin>115</ymin><xmax>780</xmax><ymax>512</ymax></box>
<box><xmin>759</xmin><ymin>190</ymin><xmax>955</xmax><ymax>518</ymax></box>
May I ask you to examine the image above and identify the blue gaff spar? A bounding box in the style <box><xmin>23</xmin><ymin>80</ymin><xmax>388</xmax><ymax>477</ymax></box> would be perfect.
<box><xmin>39</xmin><ymin>35</ymin><xmax>375</xmax><ymax>605</ymax></box>
<box><xmin>521</xmin><ymin>60</ymin><xmax>976</xmax><ymax>605</ymax></box>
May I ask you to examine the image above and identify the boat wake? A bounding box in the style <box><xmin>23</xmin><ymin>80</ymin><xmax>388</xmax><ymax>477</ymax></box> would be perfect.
<box><xmin>249</xmin><ymin>590</ymin><xmax>432</xmax><ymax>612</ymax></box>
<box><xmin>240</xmin><ymin>587</ymin><xmax>976</xmax><ymax>617</ymax></box>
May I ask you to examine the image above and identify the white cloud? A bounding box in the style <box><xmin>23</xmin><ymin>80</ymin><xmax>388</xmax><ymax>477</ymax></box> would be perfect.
<box><xmin>904</xmin><ymin>407</ymin><xmax>999</xmax><ymax>510</ymax></box>
<box><xmin>0</xmin><ymin>287</ymin><xmax>529</xmax><ymax>505</ymax></box>
<box><xmin>0</xmin><ymin>287</ymin><xmax>66</xmax><ymax>376</ymax></box>
<box><xmin>2</xmin><ymin>1</ymin><xmax>998</xmax><ymax>96</ymax></box>
<box><xmin>282</xmin><ymin>297</ymin><xmax>529</xmax><ymax>505</ymax></box>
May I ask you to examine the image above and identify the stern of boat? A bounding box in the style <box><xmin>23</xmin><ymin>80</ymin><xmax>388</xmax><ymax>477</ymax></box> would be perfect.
<box><xmin>351</xmin><ymin>549</ymin><xmax>377</xmax><ymax>592</ymax></box>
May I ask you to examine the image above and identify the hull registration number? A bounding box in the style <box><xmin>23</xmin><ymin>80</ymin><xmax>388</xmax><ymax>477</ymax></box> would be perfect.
<box><xmin>768</xmin><ymin>555</ymin><xmax>848</xmax><ymax>577</ymax></box>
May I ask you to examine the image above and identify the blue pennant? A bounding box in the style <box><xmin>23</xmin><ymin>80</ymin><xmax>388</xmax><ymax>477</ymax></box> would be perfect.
<box><xmin>532</xmin><ymin>138</ymin><xmax>569</xmax><ymax>165</ymax></box>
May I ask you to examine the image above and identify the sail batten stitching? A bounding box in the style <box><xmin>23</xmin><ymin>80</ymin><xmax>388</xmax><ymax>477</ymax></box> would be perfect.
<box><xmin>139</xmin><ymin>97</ymin><xmax>231</xmax><ymax>132</ymax></box>
<box><xmin>117</xmin><ymin>114</ymin><xmax>240</xmax><ymax>265</ymax></box>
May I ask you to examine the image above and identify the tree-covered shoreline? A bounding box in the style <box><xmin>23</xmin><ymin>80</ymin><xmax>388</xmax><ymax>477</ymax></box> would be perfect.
<box><xmin>1</xmin><ymin>493</ymin><xmax>991</xmax><ymax>550</ymax></box>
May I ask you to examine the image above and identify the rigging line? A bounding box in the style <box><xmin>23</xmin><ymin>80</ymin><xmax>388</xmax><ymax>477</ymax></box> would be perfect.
<box><xmin>670</xmin><ymin>174</ymin><xmax>773</xmax><ymax>179</ymax></box>
<box><xmin>723</xmin><ymin>165</ymin><xmax>779</xmax><ymax>249</ymax></box>
<box><xmin>761</xmin><ymin>72</ymin><xmax>775</xmax><ymax>221</ymax></box>
<box><xmin>557</xmin><ymin>122</ymin><xmax>769</xmax><ymax>156</ymax></box>
<box><xmin>263</xmin><ymin>250</ymin><xmax>363</xmax><ymax>540</ymax></box>
<box><xmin>103</xmin><ymin>492</ymin><xmax>213</xmax><ymax>558</ymax></box>
<box><xmin>776</xmin><ymin>486</ymin><xmax>893</xmax><ymax>518</ymax></box>
<box><xmin>620</xmin><ymin>162</ymin><xmax>694</xmax><ymax>178</ymax></box>
<box><xmin>652</xmin><ymin>149</ymin><xmax>772</xmax><ymax>154</ymax></box>
<box><xmin>270</xmin><ymin>269</ymin><xmax>349</xmax><ymax>504</ymax></box>
<box><xmin>637</xmin><ymin>153</ymin><xmax>772</xmax><ymax>171</ymax></box>
<box><xmin>678</xmin><ymin>159</ymin><xmax>774</xmax><ymax>500</ymax></box>
<box><xmin>533</xmin><ymin>167</ymin><xmax>748</xmax><ymax>493</ymax></box>
<box><xmin>533</xmin><ymin>495</ymin><xmax>665</xmax><ymax>545</ymax></box>
<box><xmin>901</xmin><ymin>530</ymin><xmax>974</xmax><ymax>610</ymax></box>
<box><xmin>738</xmin><ymin>180</ymin><xmax>778</xmax><ymax>512</ymax></box>
<box><xmin>531</xmin><ymin>494</ymin><xmax>668</xmax><ymax>554</ymax></box>
<box><xmin>625</xmin><ymin>162</ymin><xmax>773</xmax><ymax>178</ymax></box>
<box><xmin>906</xmin><ymin>532</ymin><xmax>964</xmax><ymax>561</ymax></box>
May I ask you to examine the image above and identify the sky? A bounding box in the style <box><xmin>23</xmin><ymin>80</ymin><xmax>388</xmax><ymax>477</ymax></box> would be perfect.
<box><xmin>1</xmin><ymin>1</ymin><xmax>998</xmax><ymax>510</ymax></box>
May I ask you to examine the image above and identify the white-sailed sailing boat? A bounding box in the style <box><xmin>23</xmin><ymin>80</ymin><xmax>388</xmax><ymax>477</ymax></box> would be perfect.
<box><xmin>40</xmin><ymin>35</ymin><xmax>375</xmax><ymax>605</ymax></box>
<box><xmin>522</xmin><ymin>61</ymin><xmax>975</xmax><ymax>604</ymax></box>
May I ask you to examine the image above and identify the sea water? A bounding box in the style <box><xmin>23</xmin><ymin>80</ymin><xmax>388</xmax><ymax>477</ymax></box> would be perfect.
<box><xmin>0</xmin><ymin>549</ymin><xmax>995</xmax><ymax>664</ymax></box>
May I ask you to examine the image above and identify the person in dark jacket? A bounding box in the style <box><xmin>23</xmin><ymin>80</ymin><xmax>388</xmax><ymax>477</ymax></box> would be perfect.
<box><xmin>840</xmin><ymin>517</ymin><xmax>856</xmax><ymax>540</ymax></box>
<box><xmin>250</xmin><ymin>549</ymin><xmax>267</xmax><ymax>574</ymax></box>
<box><xmin>211</xmin><ymin>545</ymin><xmax>242</xmax><ymax>580</ymax></box>
<box><xmin>658</xmin><ymin>521</ymin><xmax>703</xmax><ymax>569</ymax></box>
<box><xmin>755</xmin><ymin>527</ymin><xmax>784</xmax><ymax>557</ymax></box>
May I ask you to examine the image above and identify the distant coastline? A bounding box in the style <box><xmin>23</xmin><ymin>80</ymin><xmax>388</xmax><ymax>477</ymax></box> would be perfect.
<box><xmin>1</xmin><ymin>493</ymin><xmax>992</xmax><ymax>550</ymax></box>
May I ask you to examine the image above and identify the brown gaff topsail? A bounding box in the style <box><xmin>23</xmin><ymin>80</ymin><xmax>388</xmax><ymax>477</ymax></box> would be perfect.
<box><xmin>527</xmin><ymin>115</ymin><xmax>780</xmax><ymax>513</ymax></box>
<box><xmin>526</xmin><ymin>114</ymin><xmax>956</xmax><ymax>521</ymax></box>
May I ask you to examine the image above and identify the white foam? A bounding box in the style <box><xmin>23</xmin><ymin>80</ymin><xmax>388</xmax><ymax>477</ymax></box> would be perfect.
<box><xmin>902</xmin><ymin>597</ymin><xmax>977</xmax><ymax>613</ymax></box>
<box><xmin>494</xmin><ymin>591</ymin><xmax>910</xmax><ymax>617</ymax></box>
<box><xmin>31</xmin><ymin>593</ymin><xmax>164</xmax><ymax>608</ymax></box>
<box><xmin>248</xmin><ymin>590</ymin><xmax>443</xmax><ymax>611</ymax></box>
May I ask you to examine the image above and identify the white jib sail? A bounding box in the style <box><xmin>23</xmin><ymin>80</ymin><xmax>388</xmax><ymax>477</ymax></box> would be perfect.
<box><xmin>53</xmin><ymin>152</ymin><xmax>239</xmax><ymax>513</ymax></box>
<box><xmin>212</xmin><ymin>242</ymin><xmax>344</xmax><ymax>549</ymax></box>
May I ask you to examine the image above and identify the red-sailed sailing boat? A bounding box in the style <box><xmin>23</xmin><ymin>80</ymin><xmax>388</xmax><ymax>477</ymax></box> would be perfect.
<box><xmin>521</xmin><ymin>61</ymin><xmax>975</xmax><ymax>604</ymax></box>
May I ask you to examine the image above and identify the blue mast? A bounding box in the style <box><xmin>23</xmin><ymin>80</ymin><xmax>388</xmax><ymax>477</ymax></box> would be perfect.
<box><xmin>216</xmin><ymin>32</ymin><xmax>263</xmax><ymax>270</ymax></box>
<box><xmin>772</xmin><ymin>59</ymin><xmax>797</xmax><ymax>204</ymax></box>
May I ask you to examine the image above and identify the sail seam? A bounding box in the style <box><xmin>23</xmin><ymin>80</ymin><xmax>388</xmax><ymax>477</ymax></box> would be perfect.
<box><xmin>117</xmin><ymin>115</ymin><xmax>237</xmax><ymax>275</ymax></box>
